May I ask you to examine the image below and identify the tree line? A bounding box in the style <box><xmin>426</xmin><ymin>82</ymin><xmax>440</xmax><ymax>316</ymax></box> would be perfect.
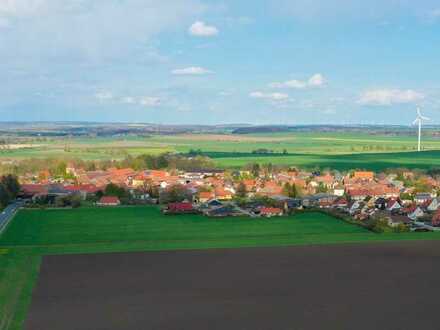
<box><xmin>0</xmin><ymin>174</ymin><xmax>20</xmax><ymax>208</ymax></box>
<box><xmin>0</xmin><ymin>153</ymin><xmax>218</xmax><ymax>178</ymax></box>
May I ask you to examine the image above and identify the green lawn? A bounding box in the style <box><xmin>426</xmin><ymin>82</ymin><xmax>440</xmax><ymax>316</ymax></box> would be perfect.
<box><xmin>2</xmin><ymin>206</ymin><xmax>440</xmax><ymax>329</ymax></box>
<box><xmin>0</xmin><ymin>207</ymin><xmax>368</xmax><ymax>247</ymax></box>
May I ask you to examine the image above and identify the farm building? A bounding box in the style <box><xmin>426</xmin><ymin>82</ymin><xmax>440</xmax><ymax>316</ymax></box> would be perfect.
<box><xmin>97</xmin><ymin>196</ymin><xmax>121</xmax><ymax>206</ymax></box>
<box><xmin>165</xmin><ymin>202</ymin><xmax>195</xmax><ymax>214</ymax></box>
<box><xmin>260</xmin><ymin>207</ymin><xmax>283</xmax><ymax>217</ymax></box>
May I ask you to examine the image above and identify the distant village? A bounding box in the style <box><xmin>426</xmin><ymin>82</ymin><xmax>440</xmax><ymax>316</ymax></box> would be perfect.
<box><xmin>16</xmin><ymin>163</ymin><xmax>440</xmax><ymax>233</ymax></box>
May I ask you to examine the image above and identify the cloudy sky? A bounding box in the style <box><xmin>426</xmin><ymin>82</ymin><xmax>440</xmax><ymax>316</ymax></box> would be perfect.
<box><xmin>1</xmin><ymin>0</ymin><xmax>440</xmax><ymax>125</ymax></box>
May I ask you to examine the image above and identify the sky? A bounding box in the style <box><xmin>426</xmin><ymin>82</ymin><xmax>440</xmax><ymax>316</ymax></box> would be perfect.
<box><xmin>1</xmin><ymin>0</ymin><xmax>440</xmax><ymax>125</ymax></box>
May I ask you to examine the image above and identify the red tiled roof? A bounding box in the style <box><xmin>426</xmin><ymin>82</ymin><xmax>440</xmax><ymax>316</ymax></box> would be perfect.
<box><xmin>64</xmin><ymin>184</ymin><xmax>100</xmax><ymax>194</ymax></box>
<box><xmin>21</xmin><ymin>184</ymin><xmax>48</xmax><ymax>195</ymax></box>
<box><xmin>199</xmin><ymin>191</ymin><xmax>215</xmax><ymax>199</ymax></box>
<box><xmin>168</xmin><ymin>202</ymin><xmax>193</xmax><ymax>212</ymax></box>
<box><xmin>98</xmin><ymin>196</ymin><xmax>120</xmax><ymax>205</ymax></box>
<box><xmin>353</xmin><ymin>171</ymin><xmax>374</xmax><ymax>180</ymax></box>
<box><xmin>260</xmin><ymin>207</ymin><xmax>283</xmax><ymax>215</ymax></box>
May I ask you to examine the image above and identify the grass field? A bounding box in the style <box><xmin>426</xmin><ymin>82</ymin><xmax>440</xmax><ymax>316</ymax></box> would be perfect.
<box><xmin>2</xmin><ymin>206</ymin><xmax>440</xmax><ymax>329</ymax></box>
<box><xmin>2</xmin><ymin>132</ymin><xmax>440</xmax><ymax>171</ymax></box>
<box><xmin>209</xmin><ymin>150</ymin><xmax>440</xmax><ymax>171</ymax></box>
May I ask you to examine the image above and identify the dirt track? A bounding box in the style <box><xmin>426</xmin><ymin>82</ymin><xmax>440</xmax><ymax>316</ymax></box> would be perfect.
<box><xmin>26</xmin><ymin>241</ymin><xmax>440</xmax><ymax>330</ymax></box>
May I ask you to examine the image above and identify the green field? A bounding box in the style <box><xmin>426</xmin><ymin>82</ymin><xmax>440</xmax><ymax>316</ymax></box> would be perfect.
<box><xmin>2</xmin><ymin>132</ymin><xmax>440</xmax><ymax>171</ymax></box>
<box><xmin>2</xmin><ymin>206</ymin><xmax>440</xmax><ymax>329</ymax></box>
<box><xmin>209</xmin><ymin>150</ymin><xmax>440</xmax><ymax>171</ymax></box>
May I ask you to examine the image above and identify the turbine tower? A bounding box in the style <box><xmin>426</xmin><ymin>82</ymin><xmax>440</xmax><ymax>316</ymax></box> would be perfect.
<box><xmin>413</xmin><ymin>108</ymin><xmax>430</xmax><ymax>152</ymax></box>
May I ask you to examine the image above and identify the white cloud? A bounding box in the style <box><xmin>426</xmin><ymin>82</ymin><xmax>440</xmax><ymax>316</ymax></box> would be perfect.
<box><xmin>189</xmin><ymin>21</ymin><xmax>218</xmax><ymax>37</ymax></box>
<box><xmin>171</xmin><ymin>66</ymin><xmax>213</xmax><ymax>75</ymax></box>
<box><xmin>95</xmin><ymin>91</ymin><xmax>113</xmax><ymax>101</ymax></box>
<box><xmin>308</xmin><ymin>73</ymin><xmax>325</xmax><ymax>87</ymax></box>
<box><xmin>249</xmin><ymin>91</ymin><xmax>289</xmax><ymax>101</ymax></box>
<box><xmin>0</xmin><ymin>0</ymin><xmax>205</xmax><ymax>61</ymax></box>
<box><xmin>270</xmin><ymin>73</ymin><xmax>326</xmax><ymax>89</ymax></box>
<box><xmin>139</xmin><ymin>96</ymin><xmax>161</xmax><ymax>107</ymax></box>
<box><xmin>358</xmin><ymin>89</ymin><xmax>425</xmax><ymax>106</ymax></box>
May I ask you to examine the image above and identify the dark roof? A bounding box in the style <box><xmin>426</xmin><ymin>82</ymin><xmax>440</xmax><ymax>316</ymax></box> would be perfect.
<box><xmin>390</xmin><ymin>215</ymin><xmax>411</xmax><ymax>224</ymax></box>
<box><xmin>47</xmin><ymin>184</ymin><xmax>71</xmax><ymax>195</ymax></box>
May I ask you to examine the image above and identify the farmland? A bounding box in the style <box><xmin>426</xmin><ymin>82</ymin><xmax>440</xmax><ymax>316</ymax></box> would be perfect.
<box><xmin>26</xmin><ymin>242</ymin><xmax>440</xmax><ymax>330</ymax></box>
<box><xmin>2</xmin><ymin>206</ymin><xmax>440</xmax><ymax>329</ymax></box>
<box><xmin>1</xmin><ymin>131</ymin><xmax>440</xmax><ymax>171</ymax></box>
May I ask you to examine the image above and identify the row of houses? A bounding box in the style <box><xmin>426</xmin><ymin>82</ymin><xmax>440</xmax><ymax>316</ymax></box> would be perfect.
<box><xmin>17</xmin><ymin>166</ymin><xmax>440</xmax><ymax>226</ymax></box>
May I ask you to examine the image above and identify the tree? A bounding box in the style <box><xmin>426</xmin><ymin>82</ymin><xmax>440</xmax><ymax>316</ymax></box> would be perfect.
<box><xmin>159</xmin><ymin>184</ymin><xmax>192</xmax><ymax>204</ymax></box>
<box><xmin>236</xmin><ymin>182</ymin><xmax>247</xmax><ymax>198</ymax></box>
<box><xmin>1</xmin><ymin>174</ymin><xmax>20</xmax><ymax>199</ymax></box>
<box><xmin>0</xmin><ymin>184</ymin><xmax>10</xmax><ymax>208</ymax></box>
<box><xmin>250</xmin><ymin>163</ymin><xmax>260</xmax><ymax>178</ymax></box>
<box><xmin>371</xmin><ymin>218</ymin><xmax>393</xmax><ymax>233</ymax></box>
<box><xmin>316</xmin><ymin>182</ymin><xmax>328</xmax><ymax>193</ymax></box>
<box><xmin>104</xmin><ymin>183</ymin><xmax>128</xmax><ymax>199</ymax></box>
<box><xmin>283</xmin><ymin>183</ymin><xmax>299</xmax><ymax>198</ymax></box>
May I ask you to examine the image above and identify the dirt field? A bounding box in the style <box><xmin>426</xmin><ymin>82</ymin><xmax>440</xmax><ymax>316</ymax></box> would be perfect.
<box><xmin>26</xmin><ymin>241</ymin><xmax>440</xmax><ymax>330</ymax></box>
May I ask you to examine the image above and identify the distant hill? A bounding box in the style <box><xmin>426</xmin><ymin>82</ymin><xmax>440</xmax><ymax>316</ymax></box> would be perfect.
<box><xmin>232</xmin><ymin>126</ymin><xmax>292</xmax><ymax>134</ymax></box>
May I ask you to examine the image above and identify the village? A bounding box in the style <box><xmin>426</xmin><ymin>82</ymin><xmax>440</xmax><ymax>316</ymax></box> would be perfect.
<box><xmin>14</xmin><ymin>162</ymin><xmax>440</xmax><ymax>233</ymax></box>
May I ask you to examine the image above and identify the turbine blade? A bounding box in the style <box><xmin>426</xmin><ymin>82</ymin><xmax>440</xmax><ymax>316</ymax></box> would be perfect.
<box><xmin>421</xmin><ymin>115</ymin><xmax>430</xmax><ymax>121</ymax></box>
<box><xmin>412</xmin><ymin>119</ymin><xmax>420</xmax><ymax>125</ymax></box>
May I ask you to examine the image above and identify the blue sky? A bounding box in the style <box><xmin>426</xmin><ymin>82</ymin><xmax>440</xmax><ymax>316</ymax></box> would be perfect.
<box><xmin>1</xmin><ymin>0</ymin><xmax>440</xmax><ymax>125</ymax></box>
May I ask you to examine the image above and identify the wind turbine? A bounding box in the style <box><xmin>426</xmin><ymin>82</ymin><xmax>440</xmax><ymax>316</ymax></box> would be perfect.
<box><xmin>413</xmin><ymin>108</ymin><xmax>430</xmax><ymax>152</ymax></box>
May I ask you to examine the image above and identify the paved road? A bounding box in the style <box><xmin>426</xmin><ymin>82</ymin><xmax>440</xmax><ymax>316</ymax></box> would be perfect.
<box><xmin>0</xmin><ymin>200</ymin><xmax>25</xmax><ymax>235</ymax></box>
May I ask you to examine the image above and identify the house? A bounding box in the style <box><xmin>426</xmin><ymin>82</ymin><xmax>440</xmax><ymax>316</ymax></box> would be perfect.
<box><xmin>198</xmin><ymin>191</ymin><xmax>215</xmax><ymax>203</ymax></box>
<box><xmin>64</xmin><ymin>184</ymin><xmax>100</xmax><ymax>200</ymax></box>
<box><xmin>204</xmin><ymin>205</ymin><xmax>244</xmax><ymax>217</ymax></box>
<box><xmin>20</xmin><ymin>184</ymin><xmax>49</xmax><ymax>199</ymax></box>
<box><xmin>347</xmin><ymin>189</ymin><xmax>369</xmax><ymax>201</ymax></box>
<box><xmin>314</xmin><ymin>174</ymin><xmax>335</xmax><ymax>189</ymax></box>
<box><xmin>165</xmin><ymin>202</ymin><xmax>194</xmax><ymax>214</ymax></box>
<box><xmin>333</xmin><ymin>185</ymin><xmax>345</xmax><ymax>197</ymax></box>
<box><xmin>271</xmin><ymin>196</ymin><xmax>302</xmax><ymax>211</ymax></box>
<box><xmin>426</xmin><ymin>198</ymin><xmax>439</xmax><ymax>212</ymax></box>
<box><xmin>242</xmin><ymin>179</ymin><xmax>257</xmax><ymax>192</ymax></box>
<box><xmin>386</xmin><ymin>199</ymin><xmax>401</xmax><ymax>212</ymax></box>
<box><xmin>97</xmin><ymin>196</ymin><xmax>121</xmax><ymax>206</ymax></box>
<box><xmin>257</xmin><ymin>181</ymin><xmax>284</xmax><ymax>197</ymax></box>
<box><xmin>375</xmin><ymin>197</ymin><xmax>387</xmax><ymax>210</ymax></box>
<box><xmin>388</xmin><ymin>215</ymin><xmax>411</xmax><ymax>227</ymax></box>
<box><xmin>302</xmin><ymin>194</ymin><xmax>338</xmax><ymax>208</ymax></box>
<box><xmin>260</xmin><ymin>207</ymin><xmax>283</xmax><ymax>217</ymax></box>
<box><xmin>333</xmin><ymin>197</ymin><xmax>348</xmax><ymax>209</ymax></box>
<box><xmin>432</xmin><ymin>209</ymin><xmax>440</xmax><ymax>226</ymax></box>
<box><xmin>349</xmin><ymin>201</ymin><xmax>362</xmax><ymax>215</ymax></box>
<box><xmin>214</xmin><ymin>187</ymin><xmax>233</xmax><ymax>200</ymax></box>
<box><xmin>205</xmin><ymin>199</ymin><xmax>223</xmax><ymax>208</ymax></box>
<box><xmin>353</xmin><ymin>171</ymin><xmax>374</xmax><ymax>181</ymax></box>
<box><xmin>405</xmin><ymin>206</ymin><xmax>424</xmax><ymax>220</ymax></box>
<box><xmin>415</xmin><ymin>193</ymin><xmax>432</xmax><ymax>205</ymax></box>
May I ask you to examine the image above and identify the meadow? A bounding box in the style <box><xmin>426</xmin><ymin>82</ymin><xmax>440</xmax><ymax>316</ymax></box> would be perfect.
<box><xmin>2</xmin><ymin>131</ymin><xmax>440</xmax><ymax>171</ymax></box>
<box><xmin>3</xmin><ymin>206</ymin><xmax>440</xmax><ymax>329</ymax></box>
